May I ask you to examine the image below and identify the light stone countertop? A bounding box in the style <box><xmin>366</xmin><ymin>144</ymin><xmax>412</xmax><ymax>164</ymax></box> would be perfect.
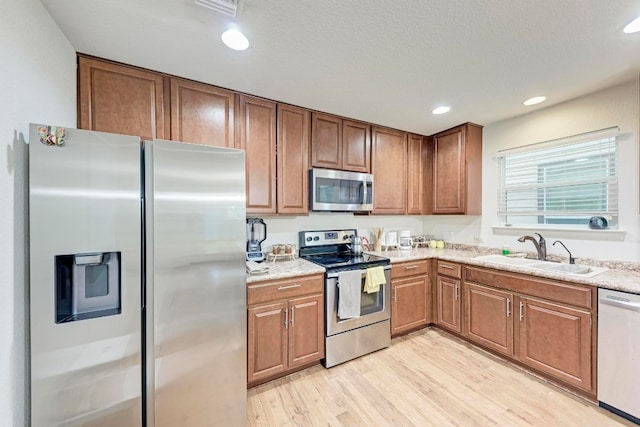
<box><xmin>246</xmin><ymin>258</ymin><xmax>325</xmax><ymax>283</ymax></box>
<box><xmin>246</xmin><ymin>246</ymin><xmax>640</xmax><ymax>295</ymax></box>
<box><xmin>368</xmin><ymin>247</ymin><xmax>640</xmax><ymax>295</ymax></box>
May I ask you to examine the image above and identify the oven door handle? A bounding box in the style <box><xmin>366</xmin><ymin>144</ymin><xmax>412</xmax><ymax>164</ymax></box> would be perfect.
<box><xmin>327</xmin><ymin>264</ymin><xmax>391</xmax><ymax>279</ymax></box>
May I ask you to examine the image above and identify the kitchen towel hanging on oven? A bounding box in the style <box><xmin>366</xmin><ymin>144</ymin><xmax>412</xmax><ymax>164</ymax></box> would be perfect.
<box><xmin>364</xmin><ymin>266</ymin><xmax>385</xmax><ymax>294</ymax></box>
<box><xmin>337</xmin><ymin>270</ymin><xmax>363</xmax><ymax>318</ymax></box>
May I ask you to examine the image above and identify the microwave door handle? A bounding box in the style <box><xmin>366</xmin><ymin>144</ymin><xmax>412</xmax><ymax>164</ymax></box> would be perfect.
<box><xmin>362</xmin><ymin>180</ymin><xmax>367</xmax><ymax>205</ymax></box>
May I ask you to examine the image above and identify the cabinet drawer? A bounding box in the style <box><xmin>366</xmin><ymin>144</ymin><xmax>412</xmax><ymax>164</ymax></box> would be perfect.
<box><xmin>391</xmin><ymin>259</ymin><xmax>430</xmax><ymax>279</ymax></box>
<box><xmin>248</xmin><ymin>274</ymin><xmax>324</xmax><ymax>306</ymax></box>
<box><xmin>436</xmin><ymin>261</ymin><xmax>462</xmax><ymax>278</ymax></box>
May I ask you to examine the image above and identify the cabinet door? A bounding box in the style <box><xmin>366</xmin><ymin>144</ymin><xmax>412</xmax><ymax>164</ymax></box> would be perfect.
<box><xmin>517</xmin><ymin>297</ymin><xmax>592</xmax><ymax>391</ymax></box>
<box><xmin>391</xmin><ymin>275</ymin><xmax>430</xmax><ymax>336</ymax></box>
<box><xmin>372</xmin><ymin>126</ymin><xmax>407</xmax><ymax>214</ymax></box>
<box><xmin>277</xmin><ymin>104</ymin><xmax>310</xmax><ymax>214</ymax></box>
<box><xmin>342</xmin><ymin>119</ymin><xmax>371</xmax><ymax>172</ymax></box>
<box><xmin>311</xmin><ymin>113</ymin><xmax>342</xmax><ymax>170</ymax></box>
<box><xmin>247</xmin><ymin>302</ymin><xmax>288</xmax><ymax>383</ymax></box>
<box><xmin>78</xmin><ymin>56</ymin><xmax>168</xmax><ymax>140</ymax></box>
<box><xmin>464</xmin><ymin>282</ymin><xmax>514</xmax><ymax>356</ymax></box>
<box><xmin>433</xmin><ymin>126</ymin><xmax>465</xmax><ymax>213</ymax></box>
<box><xmin>170</xmin><ymin>78</ymin><xmax>235</xmax><ymax>147</ymax></box>
<box><xmin>436</xmin><ymin>276</ymin><xmax>461</xmax><ymax>333</ymax></box>
<box><xmin>406</xmin><ymin>134</ymin><xmax>425</xmax><ymax>215</ymax></box>
<box><xmin>238</xmin><ymin>95</ymin><xmax>277</xmax><ymax>214</ymax></box>
<box><xmin>288</xmin><ymin>294</ymin><xmax>324</xmax><ymax>368</ymax></box>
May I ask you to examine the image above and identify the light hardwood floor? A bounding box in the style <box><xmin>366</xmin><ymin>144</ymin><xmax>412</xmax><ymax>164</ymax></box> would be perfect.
<box><xmin>247</xmin><ymin>327</ymin><xmax>634</xmax><ymax>426</ymax></box>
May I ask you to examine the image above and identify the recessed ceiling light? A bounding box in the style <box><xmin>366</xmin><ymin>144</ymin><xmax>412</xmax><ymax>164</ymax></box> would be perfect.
<box><xmin>221</xmin><ymin>29</ymin><xmax>249</xmax><ymax>51</ymax></box>
<box><xmin>523</xmin><ymin>96</ymin><xmax>546</xmax><ymax>106</ymax></box>
<box><xmin>623</xmin><ymin>16</ymin><xmax>640</xmax><ymax>33</ymax></box>
<box><xmin>432</xmin><ymin>106</ymin><xmax>451</xmax><ymax>115</ymax></box>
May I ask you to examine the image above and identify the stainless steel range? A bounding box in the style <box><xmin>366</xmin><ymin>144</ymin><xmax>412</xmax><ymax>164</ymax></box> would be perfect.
<box><xmin>299</xmin><ymin>229</ymin><xmax>391</xmax><ymax>367</ymax></box>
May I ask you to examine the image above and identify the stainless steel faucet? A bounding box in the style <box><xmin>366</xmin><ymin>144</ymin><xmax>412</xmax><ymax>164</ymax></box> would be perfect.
<box><xmin>517</xmin><ymin>233</ymin><xmax>547</xmax><ymax>260</ymax></box>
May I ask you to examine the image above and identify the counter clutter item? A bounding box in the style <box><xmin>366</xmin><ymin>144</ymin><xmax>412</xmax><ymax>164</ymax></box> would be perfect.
<box><xmin>266</xmin><ymin>252</ymin><xmax>297</xmax><ymax>263</ymax></box>
<box><xmin>246</xmin><ymin>261</ymin><xmax>269</xmax><ymax>275</ymax></box>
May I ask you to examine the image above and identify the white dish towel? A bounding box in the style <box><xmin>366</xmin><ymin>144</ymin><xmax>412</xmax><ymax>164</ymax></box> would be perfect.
<box><xmin>337</xmin><ymin>270</ymin><xmax>363</xmax><ymax>319</ymax></box>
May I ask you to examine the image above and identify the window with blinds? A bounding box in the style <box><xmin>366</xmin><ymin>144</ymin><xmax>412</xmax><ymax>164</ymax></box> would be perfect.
<box><xmin>497</xmin><ymin>129</ymin><xmax>618</xmax><ymax>228</ymax></box>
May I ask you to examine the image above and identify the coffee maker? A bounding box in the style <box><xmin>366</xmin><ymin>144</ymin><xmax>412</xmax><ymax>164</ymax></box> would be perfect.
<box><xmin>246</xmin><ymin>218</ymin><xmax>267</xmax><ymax>262</ymax></box>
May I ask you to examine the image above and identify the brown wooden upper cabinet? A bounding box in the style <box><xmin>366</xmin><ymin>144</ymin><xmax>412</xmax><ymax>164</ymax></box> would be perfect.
<box><xmin>407</xmin><ymin>133</ymin><xmax>432</xmax><ymax>215</ymax></box>
<box><xmin>432</xmin><ymin>122</ymin><xmax>483</xmax><ymax>214</ymax></box>
<box><xmin>310</xmin><ymin>113</ymin><xmax>371</xmax><ymax>173</ymax></box>
<box><xmin>170</xmin><ymin>78</ymin><xmax>235</xmax><ymax>147</ymax></box>
<box><xmin>78</xmin><ymin>56</ymin><xmax>169</xmax><ymax>140</ymax></box>
<box><xmin>277</xmin><ymin>104</ymin><xmax>310</xmax><ymax>215</ymax></box>
<box><xmin>371</xmin><ymin>126</ymin><xmax>407</xmax><ymax>214</ymax></box>
<box><xmin>237</xmin><ymin>95</ymin><xmax>277</xmax><ymax>214</ymax></box>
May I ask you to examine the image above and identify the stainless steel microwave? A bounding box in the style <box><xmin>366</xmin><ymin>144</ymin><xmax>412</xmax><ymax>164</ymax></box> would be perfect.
<box><xmin>309</xmin><ymin>168</ymin><xmax>373</xmax><ymax>212</ymax></box>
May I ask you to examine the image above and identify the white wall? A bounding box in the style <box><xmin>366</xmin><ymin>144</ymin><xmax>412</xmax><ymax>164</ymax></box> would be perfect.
<box><xmin>480</xmin><ymin>79</ymin><xmax>640</xmax><ymax>262</ymax></box>
<box><xmin>0</xmin><ymin>0</ymin><xmax>75</xmax><ymax>424</ymax></box>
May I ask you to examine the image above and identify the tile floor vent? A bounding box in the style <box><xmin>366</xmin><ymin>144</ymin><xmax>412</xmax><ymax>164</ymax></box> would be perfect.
<box><xmin>193</xmin><ymin>0</ymin><xmax>239</xmax><ymax>17</ymax></box>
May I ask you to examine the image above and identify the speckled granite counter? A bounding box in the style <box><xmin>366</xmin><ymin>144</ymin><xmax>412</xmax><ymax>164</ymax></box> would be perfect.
<box><xmin>246</xmin><ymin>247</ymin><xmax>640</xmax><ymax>294</ymax></box>
<box><xmin>246</xmin><ymin>258</ymin><xmax>325</xmax><ymax>283</ymax></box>
<box><xmin>368</xmin><ymin>247</ymin><xmax>640</xmax><ymax>295</ymax></box>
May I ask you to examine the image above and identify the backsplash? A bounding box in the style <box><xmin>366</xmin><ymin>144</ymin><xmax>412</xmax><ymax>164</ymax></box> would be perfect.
<box><xmin>251</xmin><ymin>213</ymin><xmax>482</xmax><ymax>254</ymax></box>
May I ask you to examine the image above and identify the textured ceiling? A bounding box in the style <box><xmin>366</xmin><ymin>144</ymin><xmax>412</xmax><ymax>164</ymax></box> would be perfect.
<box><xmin>40</xmin><ymin>0</ymin><xmax>640</xmax><ymax>135</ymax></box>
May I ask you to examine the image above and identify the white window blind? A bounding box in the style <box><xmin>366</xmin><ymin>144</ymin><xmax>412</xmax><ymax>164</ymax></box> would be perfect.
<box><xmin>497</xmin><ymin>128</ymin><xmax>618</xmax><ymax>228</ymax></box>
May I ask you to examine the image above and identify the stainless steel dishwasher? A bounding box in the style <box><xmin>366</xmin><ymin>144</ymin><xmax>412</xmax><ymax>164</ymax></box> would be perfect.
<box><xmin>598</xmin><ymin>288</ymin><xmax>640</xmax><ymax>424</ymax></box>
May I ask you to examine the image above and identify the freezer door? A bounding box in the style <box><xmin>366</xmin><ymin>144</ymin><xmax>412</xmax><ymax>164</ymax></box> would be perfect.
<box><xmin>29</xmin><ymin>124</ymin><xmax>142</xmax><ymax>426</ymax></box>
<box><xmin>144</xmin><ymin>139</ymin><xmax>247</xmax><ymax>426</ymax></box>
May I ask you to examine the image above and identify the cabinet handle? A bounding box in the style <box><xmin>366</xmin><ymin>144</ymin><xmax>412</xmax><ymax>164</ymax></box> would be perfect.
<box><xmin>454</xmin><ymin>284</ymin><xmax>459</xmax><ymax>300</ymax></box>
<box><xmin>506</xmin><ymin>298</ymin><xmax>511</xmax><ymax>318</ymax></box>
<box><xmin>291</xmin><ymin>307</ymin><xmax>295</xmax><ymax>327</ymax></box>
<box><xmin>277</xmin><ymin>284</ymin><xmax>301</xmax><ymax>290</ymax></box>
<box><xmin>392</xmin><ymin>287</ymin><xmax>397</xmax><ymax>302</ymax></box>
<box><xmin>440</xmin><ymin>264</ymin><xmax>454</xmax><ymax>269</ymax></box>
<box><xmin>519</xmin><ymin>301</ymin><xmax>524</xmax><ymax>321</ymax></box>
<box><xmin>404</xmin><ymin>265</ymin><xmax>419</xmax><ymax>270</ymax></box>
<box><xmin>284</xmin><ymin>308</ymin><xmax>288</xmax><ymax>329</ymax></box>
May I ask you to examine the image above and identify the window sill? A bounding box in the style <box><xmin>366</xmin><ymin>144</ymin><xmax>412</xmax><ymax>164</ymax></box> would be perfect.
<box><xmin>491</xmin><ymin>225</ymin><xmax>626</xmax><ymax>241</ymax></box>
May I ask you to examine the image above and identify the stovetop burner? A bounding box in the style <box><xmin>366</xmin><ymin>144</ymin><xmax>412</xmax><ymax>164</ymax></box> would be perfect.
<box><xmin>298</xmin><ymin>229</ymin><xmax>389</xmax><ymax>272</ymax></box>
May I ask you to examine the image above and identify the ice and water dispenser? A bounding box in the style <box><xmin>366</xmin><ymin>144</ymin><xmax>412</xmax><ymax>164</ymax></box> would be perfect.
<box><xmin>55</xmin><ymin>251</ymin><xmax>122</xmax><ymax>323</ymax></box>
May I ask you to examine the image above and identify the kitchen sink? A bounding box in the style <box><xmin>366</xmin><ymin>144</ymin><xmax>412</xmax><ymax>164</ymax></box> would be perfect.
<box><xmin>473</xmin><ymin>255</ymin><xmax>608</xmax><ymax>278</ymax></box>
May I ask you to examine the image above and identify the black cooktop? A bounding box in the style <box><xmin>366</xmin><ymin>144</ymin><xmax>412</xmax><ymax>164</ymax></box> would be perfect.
<box><xmin>301</xmin><ymin>252</ymin><xmax>389</xmax><ymax>271</ymax></box>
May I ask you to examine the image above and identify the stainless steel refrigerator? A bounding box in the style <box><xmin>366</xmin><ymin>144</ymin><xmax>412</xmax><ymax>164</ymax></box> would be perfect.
<box><xmin>29</xmin><ymin>124</ymin><xmax>247</xmax><ymax>426</ymax></box>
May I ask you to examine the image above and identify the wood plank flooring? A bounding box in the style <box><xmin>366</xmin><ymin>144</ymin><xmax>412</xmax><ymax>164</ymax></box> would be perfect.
<box><xmin>247</xmin><ymin>327</ymin><xmax>634</xmax><ymax>427</ymax></box>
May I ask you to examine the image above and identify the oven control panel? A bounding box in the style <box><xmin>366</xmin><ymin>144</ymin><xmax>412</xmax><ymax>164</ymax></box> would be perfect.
<box><xmin>299</xmin><ymin>229</ymin><xmax>357</xmax><ymax>247</ymax></box>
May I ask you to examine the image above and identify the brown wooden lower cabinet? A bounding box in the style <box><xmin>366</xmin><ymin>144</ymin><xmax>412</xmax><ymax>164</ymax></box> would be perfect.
<box><xmin>462</xmin><ymin>265</ymin><xmax>595</xmax><ymax>395</ymax></box>
<box><xmin>517</xmin><ymin>296</ymin><xmax>592</xmax><ymax>391</ymax></box>
<box><xmin>436</xmin><ymin>275</ymin><xmax>461</xmax><ymax>333</ymax></box>
<box><xmin>390</xmin><ymin>259</ymin><xmax>432</xmax><ymax>337</ymax></box>
<box><xmin>464</xmin><ymin>282</ymin><xmax>514</xmax><ymax>356</ymax></box>
<box><xmin>247</xmin><ymin>274</ymin><xmax>324</xmax><ymax>385</ymax></box>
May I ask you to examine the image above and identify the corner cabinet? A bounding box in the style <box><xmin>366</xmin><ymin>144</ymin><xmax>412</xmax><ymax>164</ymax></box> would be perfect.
<box><xmin>407</xmin><ymin>134</ymin><xmax>429</xmax><ymax>215</ymax></box>
<box><xmin>310</xmin><ymin>113</ymin><xmax>371</xmax><ymax>173</ymax></box>
<box><xmin>237</xmin><ymin>95</ymin><xmax>277</xmax><ymax>214</ymax></box>
<box><xmin>371</xmin><ymin>126</ymin><xmax>407</xmax><ymax>214</ymax></box>
<box><xmin>77</xmin><ymin>56</ymin><xmax>169</xmax><ymax>140</ymax></box>
<box><xmin>432</xmin><ymin>123</ymin><xmax>483</xmax><ymax>214</ymax></box>
<box><xmin>277</xmin><ymin>104</ymin><xmax>310</xmax><ymax>214</ymax></box>
<box><xmin>390</xmin><ymin>260</ymin><xmax>431</xmax><ymax>337</ymax></box>
<box><xmin>247</xmin><ymin>274</ymin><xmax>324</xmax><ymax>386</ymax></box>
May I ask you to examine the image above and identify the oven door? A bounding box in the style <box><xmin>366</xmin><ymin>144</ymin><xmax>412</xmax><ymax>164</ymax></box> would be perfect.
<box><xmin>325</xmin><ymin>266</ymin><xmax>391</xmax><ymax>336</ymax></box>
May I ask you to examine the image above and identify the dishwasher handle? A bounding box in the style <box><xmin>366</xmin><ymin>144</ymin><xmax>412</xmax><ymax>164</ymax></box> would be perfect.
<box><xmin>599</xmin><ymin>296</ymin><xmax>640</xmax><ymax>312</ymax></box>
